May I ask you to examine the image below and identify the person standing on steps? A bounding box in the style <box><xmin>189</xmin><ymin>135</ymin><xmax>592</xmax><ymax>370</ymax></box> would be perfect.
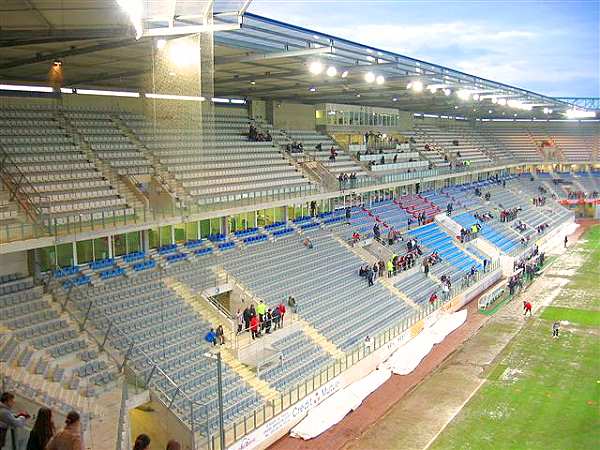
<box><xmin>564</xmin><ymin>235</ymin><xmax>568</xmax><ymax>248</ymax></box>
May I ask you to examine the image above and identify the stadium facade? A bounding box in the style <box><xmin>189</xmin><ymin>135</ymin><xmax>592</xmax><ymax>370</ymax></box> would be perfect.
<box><xmin>0</xmin><ymin>2</ymin><xmax>598</xmax><ymax>450</ymax></box>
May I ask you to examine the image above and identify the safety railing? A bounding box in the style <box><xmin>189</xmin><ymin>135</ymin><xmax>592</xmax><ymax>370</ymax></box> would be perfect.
<box><xmin>46</xmin><ymin>265</ymin><xmax>214</xmax><ymax>448</ymax></box>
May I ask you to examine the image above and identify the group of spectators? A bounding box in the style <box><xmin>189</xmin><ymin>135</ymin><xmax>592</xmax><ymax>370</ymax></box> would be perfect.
<box><xmin>390</xmin><ymin>251</ymin><xmax>419</xmax><ymax>276</ymax></box>
<box><xmin>473</xmin><ymin>211</ymin><xmax>493</xmax><ymax>222</ymax></box>
<box><xmin>236</xmin><ymin>300</ymin><xmax>289</xmax><ymax>340</ymax></box>
<box><xmin>532</xmin><ymin>196</ymin><xmax>546</xmax><ymax>206</ymax></box>
<box><xmin>459</xmin><ymin>223</ymin><xmax>481</xmax><ymax>243</ymax></box>
<box><xmin>424</xmin><ymin>251</ymin><xmax>442</xmax><ymax>266</ymax></box>
<box><xmin>205</xmin><ymin>325</ymin><xmax>226</xmax><ymax>346</ymax></box>
<box><xmin>0</xmin><ymin>392</ymin><xmax>94</xmax><ymax>450</ymax></box>
<box><xmin>359</xmin><ymin>263</ymin><xmax>381</xmax><ymax>287</ymax></box>
<box><xmin>286</xmin><ymin>141</ymin><xmax>304</xmax><ymax>153</ymax></box>
<box><xmin>499</xmin><ymin>207</ymin><xmax>521</xmax><ymax>222</ymax></box>
<box><xmin>535</xmin><ymin>222</ymin><xmax>549</xmax><ymax>234</ymax></box>
<box><xmin>415</xmin><ymin>211</ymin><xmax>428</xmax><ymax>226</ymax></box>
<box><xmin>567</xmin><ymin>190</ymin><xmax>598</xmax><ymax>199</ymax></box>
<box><xmin>514</xmin><ymin>220</ymin><xmax>528</xmax><ymax>232</ymax></box>
<box><xmin>248</xmin><ymin>124</ymin><xmax>272</xmax><ymax>142</ymax></box>
<box><xmin>338</xmin><ymin>172</ymin><xmax>358</xmax><ymax>189</ymax></box>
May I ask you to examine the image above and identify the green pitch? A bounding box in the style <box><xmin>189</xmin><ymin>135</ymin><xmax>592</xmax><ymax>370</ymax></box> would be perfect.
<box><xmin>430</xmin><ymin>225</ymin><xmax>600</xmax><ymax>450</ymax></box>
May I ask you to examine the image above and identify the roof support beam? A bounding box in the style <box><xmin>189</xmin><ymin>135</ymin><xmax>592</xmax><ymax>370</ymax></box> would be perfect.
<box><xmin>215</xmin><ymin>46</ymin><xmax>334</xmax><ymax>65</ymax></box>
<box><xmin>21</xmin><ymin>0</ymin><xmax>53</xmax><ymax>30</ymax></box>
<box><xmin>0</xmin><ymin>39</ymin><xmax>137</xmax><ymax>70</ymax></box>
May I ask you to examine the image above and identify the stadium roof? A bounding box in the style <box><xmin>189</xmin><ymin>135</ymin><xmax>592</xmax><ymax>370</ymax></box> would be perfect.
<box><xmin>0</xmin><ymin>1</ymin><xmax>590</xmax><ymax>118</ymax></box>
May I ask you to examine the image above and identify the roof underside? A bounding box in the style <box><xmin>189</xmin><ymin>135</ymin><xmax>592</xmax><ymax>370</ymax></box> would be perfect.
<box><xmin>0</xmin><ymin>1</ymin><xmax>587</xmax><ymax>118</ymax></box>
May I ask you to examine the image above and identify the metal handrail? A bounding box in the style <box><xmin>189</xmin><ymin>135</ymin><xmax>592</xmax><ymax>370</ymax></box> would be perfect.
<box><xmin>47</xmin><ymin>264</ymin><xmax>211</xmax><ymax>439</ymax></box>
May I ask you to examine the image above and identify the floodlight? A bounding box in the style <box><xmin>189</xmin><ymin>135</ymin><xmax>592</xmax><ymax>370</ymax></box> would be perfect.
<box><xmin>428</xmin><ymin>85</ymin><xmax>438</xmax><ymax>94</ymax></box>
<box><xmin>364</xmin><ymin>72</ymin><xmax>376</xmax><ymax>83</ymax></box>
<box><xmin>565</xmin><ymin>109</ymin><xmax>596</xmax><ymax>119</ymax></box>
<box><xmin>472</xmin><ymin>93</ymin><xmax>480</xmax><ymax>101</ymax></box>
<box><xmin>52</xmin><ymin>60</ymin><xmax>62</xmax><ymax>68</ymax></box>
<box><xmin>326</xmin><ymin>66</ymin><xmax>337</xmax><ymax>77</ymax></box>
<box><xmin>392</xmin><ymin>97</ymin><xmax>398</xmax><ymax>102</ymax></box>
<box><xmin>308</xmin><ymin>86</ymin><xmax>317</xmax><ymax>92</ymax></box>
<box><xmin>375</xmin><ymin>75</ymin><xmax>385</xmax><ymax>85</ymax></box>
<box><xmin>356</xmin><ymin>93</ymin><xmax>361</xmax><ymax>98</ymax></box>
<box><xmin>491</xmin><ymin>97</ymin><xmax>498</xmax><ymax>104</ymax></box>
<box><xmin>169</xmin><ymin>41</ymin><xmax>199</xmax><ymax>67</ymax></box>
<box><xmin>410</xmin><ymin>80</ymin><xmax>424</xmax><ymax>93</ymax></box>
<box><xmin>443</xmin><ymin>88</ymin><xmax>451</xmax><ymax>96</ymax></box>
<box><xmin>456</xmin><ymin>90</ymin><xmax>471</xmax><ymax>101</ymax></box>
<box><xmin>156</xmin><ymin>39</ymin><xmax>167</xmax><ymax>50</ymax></box>
<box><xmin>488</xmin><ymin>110</ymin><xmax>493</xmax><ymax>114</ymax></box>
<box><xmin>309</xmin><ymin>61</ymin><xmax>323</xmax><ymax>75</ymax></box>
<box><xmin>498</xmin><ymin>98</ymin><xmax>507</xmax><ymax>106</ymax></box>
<box><xmin>341</xmin><ymin>70</ymin><xmax>349</xmax><ymax>78</ymax></box>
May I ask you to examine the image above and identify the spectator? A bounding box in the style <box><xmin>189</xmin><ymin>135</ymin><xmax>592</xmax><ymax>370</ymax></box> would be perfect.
<box><xmin>133</xmin><ymin>434</ymin><xmax>150</xmax><ymax>450</ymax></box>
<box><xmin>236</xmin><ymin>309</ymin><xmax>243</xmax><ymax>334</ymax></box>
<box><xmin>26</xmin><ymin>407</ymin><xmax>55</xmax><ymax>450</ymax></box>
<box><xmin>429</xmin><ymin>292</ymin><xmax>438</xmax><ymax>304</ymax></box>
<box><xmin>310</xmin><ymin>200</ymin><xmax>317</xmax><ymax>217</ymax></box>
<box><xmin>351</xmin><ymin>232</ymin><xmax>360</xmax><ymax>246</ymax></box>
<box><xmin>367</xmin><ymin>266</ymin><xmax>374</xmax><ymax>286</ymax></box>
<box><xmin>283</xmin><ymin>297</ymin><xmax>292</xmax><ymax>317</ymax></box>
<box><xmin>387</xmin><ymin>259</ymin><xmax>394</xmax><ymax>278</ymax></box>
<box><xmin>264</xmin><ymin>309</ymin><xmax>273</xmax><ymax>334</ymax></box>
<box><xmin>45</xmin><ymin>411</ymin><xmax>82</xmax><ymax>450</ymax></box>
<box><xmin>256</xmin><ymin>301</ymin><xmax>266</xmax><ymax>325</ymax></box>
<box><xmin>345</xmin><ymin>206</ymin><xmax>352</xmax><ymax>224</ymax></box>
<box><xmin>303</xmin><ymin>238</ymin><xmax>313</xmax><ymax>249</ymax></box>
<box><xmin>242</xmin><ymin>306</ymin><xmax>251</xmax><ymax>333</ymax></box>
<box><xmin>373</xmin><ymin>223</ymin><xmax>381</xmax><ymax>242</ymax></box>
<box><xmin>272</xmin><ymin>306</ymin><xmax>281</xmax><ymax>330</ymax></box>
<box><xmin>204</xmin><ymin>328</ymin><xmax>217</xmax><ymax>346</ymax></box>
<box><xmin>0</xmin><ymin>392</ymin><xmax>29</xmax><ymax>449</ymax></box>
<box><xmin>216</xmin><ymin>325</ymin><xmax>225</xmax><ymax>346</ymax></box>
<box><xmin>552</xmin><ymin>321</ymin><xmax>560</xmax><ymax>339</ymax></box>
<box><xmin>564</xmin><ymin>235</ymin><xmax>568</xmax><ymax>248</ymax></box>
<box><xmin>442</xmin><ymin>282</ymin><xmax>450</xmax><ymax>300</ymax></box>
<box><xmin>523</xmin><ymin>301</ymin><xmax>532</xmax><ymax>317</ymax></box>
<box><xmin>423</xmin><ymin>262</ymin><xmax>430</xmax><ymax>277</ymax></box>
<box><xmin>387</xmin><ymin>228</ymin><xmax>395</xmax><ymax>246</ymax></box>
<box><xmin>250</xmin><ymin>315</ymin><xmax>259</xmax><ymax>340</ymax></box>
<box><xmin>166</xmin><ymin>441</ymin><xmax>181</xmax><ymax>450</ymax></box>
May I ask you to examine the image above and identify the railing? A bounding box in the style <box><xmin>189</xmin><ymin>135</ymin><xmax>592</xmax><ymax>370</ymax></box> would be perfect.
<box><xmin>47</xmin><ymin>265</ymin><xmax>213</xmax><ymax>448</ymax></box>
<box><xmin>0</xmin><ymin>146</ymin><xmax>49</xmax><ymax>229</ymax></box>
<box><xmin>222</xmin><ymin>259</ymin><xmax>501</xmax><ymax>449</ymax></box>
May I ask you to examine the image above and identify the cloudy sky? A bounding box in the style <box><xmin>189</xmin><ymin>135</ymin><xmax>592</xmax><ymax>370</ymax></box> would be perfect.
<box><xmin>248</xmin><ymin>0</ymin><xmax>600</xmax><ymax>98</ymax></box>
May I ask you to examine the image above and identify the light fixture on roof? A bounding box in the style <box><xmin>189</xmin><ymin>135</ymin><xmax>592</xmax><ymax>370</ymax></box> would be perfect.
<box><xmin>308</xmin><ymin>86</ymin><xmax>317</xmax><ymax>92</ymax></box>
<box><xmin>375</xmin><ymin>75</ymin><xmax>385</xmax><ymax>85</ymax></box>
<box><xmin>309</xmin><ymin>61</ymin><xmax>323</xmax><ymax>75</ymax></box>
<box><xmin>488</xmin><ymin>109</ymin><xmax>493</xmax><ymax>114</ymax></box>
<box><xmin>364</xmin><ymin>72</ymin><xmax>376</xmax><ymax>83</ymax></box>
<box><xmin>443</xmin><ymin>88</ymin><xmax>451</xmax><ymax>96</ymax></box>
<box><xmin>456</xmin><ymin>89</ymin><xmax>472</xmax><ymax>101</ymax></box>
<box><xmin>428</xmin><ymin>85</ymin><xmax>438</xmax><ymax>94</ymax></box>
<box><xmin>514</xmin><ymin>113</ymin><xmax>518</xmax><ymax>117</ymax></box>
<box><xmin>341</xmin><ymin>70</ymin><xmax>349</xmax><ymax>78</ymax></box>
<box><xmin>472</xmin><ymin>93</ymin><xmax>481</xmax><ymax>101</ymax></box>
<box><xmin>313</xmin><ymin>34</ymin><xmax>319</xmax><ymax>39</ymax></box>
<box><xmin>491</xmin><ymin>97</ymin><xmax>498</xmax><ymax>104</ymax></box>
<box><xmin>392</xmin><ymin>97</ymin><xmax>398</xmax><ymax>102</ymax></box>
<box><xmin>407</xmin><ymin>80</ymin><xmax>424</xmax><ymax>93</ymax></box>
<box><xmin>356</xmin><ymin>93</ymin><xmax>361</xmax><ymax>98</ymax></box>
<box><xmin>366</xmin><ymin>56</ymin><xmax>376</xmax><ymax>62</ymax></box>
<box><xmin>454</xmin><ymin>105</ymin><xmax>459</xmax><ymax>109</ymax></box>
<box><xmin>156</xmin><ymin>39</ymin><xmax>167</xmax><ymax>50</ymax></box>
<box><xmin>250</xmin><ymin>80</ymin><xmax>256</xmax><ymax>85</ymax></box>
<box><xmin>52</xmin><ymin>60</ymin><xmax>62</xmax><ymax>68</ymax></box>
<box><xmin>565</xmin><ymin>109</ymin><xmax>596</xmax><ymax>119</ymax></box>
<box><xmin>497</xmin><ymin>98</ymin><xmax>507</xmax><ymax>106</ymax></box>
<box><xmin>326</xmin><ymin>66</ymin><xmax>337</xmax><ymax>77</ymax></box>
<box><xmin>169</xmin><ymin>40</ymin><xmax>199</xmax><ymax>67</ymax></box>
<box><xmin>543</xmin><ymin>107</ymin><xmax>553</xmax><ymax>114</ymax></box>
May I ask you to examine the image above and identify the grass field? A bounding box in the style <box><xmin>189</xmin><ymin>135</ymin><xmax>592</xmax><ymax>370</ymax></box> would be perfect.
<box><xmin>430</xmin><ymin>225</ymin><xmax>600</xmax><ymax>450</ymax></box>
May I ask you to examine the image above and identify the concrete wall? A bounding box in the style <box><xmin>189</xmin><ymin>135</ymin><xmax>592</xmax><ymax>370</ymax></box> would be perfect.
<box><xmin>249</xmin><ymin>99</ymin><xmax>267</xmax><ymax>121</ymax></box>
<box><xmin>0</xmin><ymin>250</ymin><xmax>28</xmax><ymax>277</ymax></box>
<box><xmin>398</xmin><ymin>111</ymin><xmax>414</xmax><ymax>130</ymax></box>
<box><xmin>272</xmin><ymin>102</ymin><xmax>316</xmax><ymax>130</ymax></box>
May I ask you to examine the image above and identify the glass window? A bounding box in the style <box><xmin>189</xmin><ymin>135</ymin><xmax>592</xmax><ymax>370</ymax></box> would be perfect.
<box><xmin>149</xmin><ymin>229</ymin><xmax>159</xmax><ymax>249</ymax></box>
<box><xmin>76</xmin><ymin>240</ymin><xmax>93</xmax><ymax>264</ymax></box>
<box><xmin>56</xmin><ymin>243</ymin><xmax>74</xmax><ymax>268</ymax></box>
<box><xmin>185</xmin><ymin>222</ymin><xmax>198</xmax><ymax>241</ymax></box>
<box><xmin>174</xmin><ymin>223</ymin><xmax>185</xmax><ymax>243</ymax></box>
<box><xmin>209</xmin><ymin>218</ymin><xmax>221</xmax><ymax>235</ymax></box>
<box><xmin>127</xmin><ymin>232</ymin><xmax>141</xmax><ymax>253</ymax></box>
<box><xmin>112</xmin><ymin>234</ymin><xmax>127</xmax><ymax>257</ymax></box>
<box><xmin>94</xmin><ymin>237</ymin><xmax>109</xmax><ymax>260</ymax></box>
<box><xmin>39</xmin><ymin>246</ymin><xmax>55</xmax><ymax>272</ymax></box>
<box><xmin>199</xmin><ymin>220</ymin><xmax>210</xmax><ymax>238</ymax></box>
<box><xmin>159</xmin><ymin>226</ymin><xmax>172</xmax><ymax>246</ymax></box>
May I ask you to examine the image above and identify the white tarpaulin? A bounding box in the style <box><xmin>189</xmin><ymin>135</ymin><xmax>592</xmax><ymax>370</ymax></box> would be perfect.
<box><xmin>385</xmin><ymin>309</ymin><xmax>467</xmax><ymax>375</ymax></box>
<box><xmin>290</xmin><ymin>368</ymin><xmax>392</xmax><ymax>440</ymax></box>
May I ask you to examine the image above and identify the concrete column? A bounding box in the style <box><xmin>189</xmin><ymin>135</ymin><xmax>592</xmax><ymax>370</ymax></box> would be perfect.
<box><xmin>31</xmin><ymin>249</ymin><xmax>42</xmax><ymax>284</ymax></box>
<box><xmin>142</xmin><ymin>230</ymin><xmax>150</xmax><ymax>253</ymax></box>
<box><xmin>221</xmin><ymin>216</ymin><xmax>228</xmax><ymax>235</ymax></box>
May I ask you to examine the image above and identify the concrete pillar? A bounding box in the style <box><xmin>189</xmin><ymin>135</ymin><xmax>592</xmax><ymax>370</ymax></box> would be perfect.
<box><xmin>142</xmin><ymin>230</ymin><xmax>150</xmax><ymax>253</ymax></box>
<box><xmin>221</xmin><ymin>216</ymin><xmax>228</xmax><ymax>235</ymax></box>
<box><xmin>31</xmin><ymin>248</ymin><xmax>42</xmax><ymax>284</ymax></box>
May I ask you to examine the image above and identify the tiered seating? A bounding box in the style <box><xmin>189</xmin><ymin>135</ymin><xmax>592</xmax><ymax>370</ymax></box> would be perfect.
<box><xmin>395</xmin><ymin>271</ymin><xmax>442</xmax><ymax>306</ymax></box>
<box><xmin>65</xmin><ymin>110</ymin><xmax>152</xmax><ymax>175</ymax></box>
<box><xmin>223</xmin><ymin>231</ymin><xmax>413</xmax><ymax>351</ymax></box>
<box><xmin>397</xmin><ymin>194</ymin><xmax>440</xmax><ymax>221</ymax></box>
<box><xmin>368</xmin><ymin>200</ymin><xmax>411</xmax><ymax>231</ymax></box>
<box><xmin>0</xmin><ymin>107</ymin><xmax>132</xmax><ymax>225</ymax></box>
<box><xmin>414</xmin><ymin>121</ymin><xmax>492</xmax><ymax>166</ymax></box>
<box><xmin>284</xmin><ymin>129</ymin><xmax>369</xmax><ymax>178</ymax></box>
<box><xmin>123</xmin><ymin>112</ymin><xmax>316</xmax><ymax>205</ymax></box>
<box><xmin>67</xmin><ymin>270</ymin><xmax>263</xmax><ymax>430</ymax></box>
<box><xmin>453</xmin><ymin>212</ymin><xmax>521</xmax><ymax>254</ymax></box>
<box><xmin>259</xmin><ymin>330</ymin><xmax>333</xmax><ymax>390</ymax></box>
<box><xmin>480</xmin><ymin>122</ymin><xmax>542</xmax><ymax>162</ymax></box>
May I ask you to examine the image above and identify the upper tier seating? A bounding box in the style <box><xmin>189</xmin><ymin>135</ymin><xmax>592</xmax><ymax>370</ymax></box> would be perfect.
<box><xmin>284</xmin><ymin>129</ymin><xmax>369</xmax><ymax>177</ymax></box>
<box><xmin>0</xmin><ymin>107</ymin><xmax>132</xmax><ymax>224</ymax></box>
<box><xmin>122</xmin><ymin>113</ymin><xmax>316</xmax><ymax>205</ymax></box>
<box><xmin>413</xmin><ymin>121</ymin><xmax>493</xmax><ymax>166</ymax></box>
<box><xmin>65</xmin><ymin>110</ymin><xmax>152</xmax><ymax>175</ymax></box>
<box><xmin>479</xmin><ymin>122</ymin><xmax>542</xmax><ymax>162</ymax></box>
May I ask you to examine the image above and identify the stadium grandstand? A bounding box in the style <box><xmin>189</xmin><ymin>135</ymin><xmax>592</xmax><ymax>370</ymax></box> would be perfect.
<box><xmin>0</xmin><ymin>2</ymin><xmax>597</xmax><ymax>450</ymax></box>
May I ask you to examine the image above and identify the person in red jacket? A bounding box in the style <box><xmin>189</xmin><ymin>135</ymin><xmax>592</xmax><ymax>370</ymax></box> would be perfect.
<box><xmin>250</xmin><ymin>315</ymin><xmax>259</xmax><ymax>340</ymax></box>
<box><xmin>429</xmin><ymin>292</ymin><xmax>438</xmax><ymax>304</ymax></box>
<box><xmin>278</xmin><ymin>303</ymin><xmax>286</xmax><ymax>328</ymax></box>
<box><xmin>523</xmin><ymin>301</ymin><xmax>532</xmax><ymax>317</ymax></box>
